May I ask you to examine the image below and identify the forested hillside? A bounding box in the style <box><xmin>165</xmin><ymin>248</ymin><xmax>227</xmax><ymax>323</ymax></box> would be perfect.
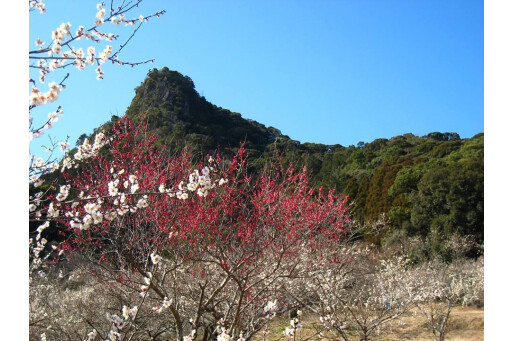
<box><xmin>80</xmin><ymin>68</ymin><xmax>484</xmax><ymax>252</ymax></box>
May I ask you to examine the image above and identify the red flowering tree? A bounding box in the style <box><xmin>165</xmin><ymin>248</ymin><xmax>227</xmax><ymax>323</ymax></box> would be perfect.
<box><xmin>30</xmin><ymin>116</ymin><xmax>350</xmax><ymax>340</ymax></box>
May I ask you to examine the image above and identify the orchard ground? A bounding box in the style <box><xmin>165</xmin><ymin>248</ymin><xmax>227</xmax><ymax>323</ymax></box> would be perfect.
<box><xmin>257</xmin><ymin>306</ymin><xmax>484</xmax><ymax>341</ymax></box>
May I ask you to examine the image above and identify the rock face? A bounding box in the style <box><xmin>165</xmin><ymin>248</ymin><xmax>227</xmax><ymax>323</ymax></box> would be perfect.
<box><xmin>125</xmin><ymin>67</ymin><xmax>281</xmax><ymax>155</ymax></box>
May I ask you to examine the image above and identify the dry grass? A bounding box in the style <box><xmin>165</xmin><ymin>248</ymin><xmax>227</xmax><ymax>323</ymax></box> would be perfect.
<box><xmin>253</xmin><ymin>306</ymin><xmax>483</xmax><ymax>341</ymax></box>
<box><xmin>375</xmin><ymin>306</ymin><xmax>484</xmax><ymax>341</ymax></box>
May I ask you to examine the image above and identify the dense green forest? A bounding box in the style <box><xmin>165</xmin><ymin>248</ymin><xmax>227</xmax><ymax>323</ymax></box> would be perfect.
<box><xmin>77</xmin><ymin>68</ymin><xmax>484</xmax><ymax>254</ymax></box>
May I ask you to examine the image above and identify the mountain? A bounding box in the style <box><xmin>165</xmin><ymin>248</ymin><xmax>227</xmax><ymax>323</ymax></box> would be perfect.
<box><xmin>124</xmin><ymin>67</ymin><xmax>283</xmax><ymax>159</ymax></box>
<box><xmin>84</xmin><ymin>68</ymin><xmax>484</xmax><ymax>254</ymax></box>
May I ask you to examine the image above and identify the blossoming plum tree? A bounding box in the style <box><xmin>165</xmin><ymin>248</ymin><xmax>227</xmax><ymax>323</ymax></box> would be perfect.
<box><xmin>29</xmin><ymin>0</ymin><xmax>167</xmax><ymax>272</ymax></box>
<box><xmin>283</xmin><ymin>238</ymin><xmax>425</xmax><ymax>341</ymax></box>
<box><xmin>413</xmin><ymin>257</ymin><xmax>484</xmax><ymax>341</ymax></box>
<box><xmin>30</xmin><ymin>115</ymin><xmax>351</xmax><ymax>341</ymax></box>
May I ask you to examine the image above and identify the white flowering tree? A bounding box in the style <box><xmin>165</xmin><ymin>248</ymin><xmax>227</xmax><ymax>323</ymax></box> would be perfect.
<box><xmin>28</xmin><ymin>0</ymin><xmax>166</xmax><ymax>269</ymax></box>
<box><xmin>414</xmin><ymin>257</ymin><xmax>484</xmax><ymax>341</ymax></box>
<box><xmin>28</xmin><ymin>0</ymin><xmax>164</xmax><ymax>183</ymax></box>
<box><xmin>284</xmin><ymin>239</ymin><xmax>424</xmax><ymax>341</ymax></box>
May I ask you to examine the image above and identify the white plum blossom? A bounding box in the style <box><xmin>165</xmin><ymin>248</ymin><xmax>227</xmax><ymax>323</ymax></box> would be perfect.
<box><xmin>70</xmin><ymin>219</ymin><xmax>82</xmax><ymax>229</ymax></box>
<box><xmin>32</xmin><ymin>238</ymin><xmax>47</xmax><ymax>259</ymax></box>
<box><xmin>30</xmin><ymin>0</ymin><xmax>46</xmax><ymax>13</ymax></box>
<box><xmin>150</xmin><ymin>251</ymin><xmax>162</xmax><ymax>265</ymax></box>
<box><xmin>82</xmin><ymin>215</ymin><xmax>93</xmax><ymax>230</ymax></box>
<box><xmin>144</xmin><ymin>276</ymin><xmax>151</xmax><ymax>285</ymax></box>
<box><xmin>50</xmin><ymin>42</ymin><xmax>61</xmax><ymax>55</ymax></box>
<box><xmin>61</xmin><ymin>157</ymin><xmax>73</xmax><ymax>171</ymax></box>
<box><xmin>106</xmin><ymin>312</ymin><xmax>126</xmax><ymax>330</ymax></box>
<box><xmin>99</xmin><ymin>45</ymin><xmax>113</xmax><ymax>62</ymax></box>
<box><xmin>184</xmin><ymin>330</ymin><xmax>196</xmax><ymax>341</ymax></box>
<box><xmin>108</xmin><ymin>180</ymin><xmax>119</xmax><ymax>196</ymax></box>
<box><xmin>217</xmin><ymin>330</ymin><xmax>230</xmax><ymax>341</ymax></box>
<box><xmin>264</xmin><ymin>299</ymin><xmax>278</xmax><ymax>314</ymax></box>
<box><xmin>130</xmin><ymin>183</ymin><xmax>140</xmax><ymax>194</ymax></box>
<box><xmin>47</xmin><ymin>202</ymin><xmax>59</xmax><ymax>218</ymax></box>
<box><xmin>153</xmin><ymin>297</ymin><xmax>172</xmax><ymax>313</ymax></box>
<box><xmin>48</xmin><ymin>111</ymin><xmax>59</xmax><ymax>122</ymax></box>
<box><xmin>58</xmin><ymin>141</ymin><xmax>69</xmax><ymax>152</ymax></box>
<box><xmin>104</xmin><ymin>211</ymin><xmax>117</xmax><ymax>221</ymax></box>
<box><xmin>74</xmin><ymin>133</ymin><xmax>107</xmax><ymax>161</ymax></box>
<box><xmin>34</xmin><ymin>178</ymin><xmax>45</xmax><ymax>187</ymax></box>
<box><xmin>283</xmin><ymin>327</ymin><xmax>295</xmax><ymax>338</ymax></box>
<box><xmin>36</xmin><ymin>221</ymin><xmax>50</xmax><ymax>236</ymax></box>
<box><xmin>34</xmin><ymin>157</ymin><xmax>44</xmax><ymax>168</ymax></box>
<box><xmin>187</xmin><ymin>182</ymin><xmax>198</xmax><ymax>191</ymax></box>
<box><xmin>51</xmin><ymin>22</ymin><xmax>71</xmax><ymax>43</ymax></box>
<box><xmin>176</xmin><ymin>191</ymin><xmax>188</xmax><ymax>200</ymax></box>
<box><xmin>30</xmin><ymin>83</ymin><xmax>62</xmax><ymax>106</ymax></box>
<box><xmin>56</xmin><ymin>185</ymin><xmax>70</xmax><ymax>201</ymax></box>
<box><xmin>95</xmin><ymin>4</ymin><xmax>106</xmax><ymax>26</ymax></box>
<box><xmin>75</xmin><ymin>48</ymin><xmax>85</xmax><ymax>59</ymax></box>
<box><xmin>290</xmin><ymin>318</ymin><xmax>302</xmax><ymax>331</ymax></box>
<box><xmin>197</xmin><ymin>188</ymin><xmax>208</xmax><ymax>197</ymax></box>
<box><xmin>107</xmin><ymin>331</ymin><xmax>121</xmax><ymax>341</ymax></box>
<box><xmin>122</xmin><ymin>305</ymin><xmax>138</xmax><ymax>320</ymax></box>
<box><xmin>85</xmin><ymin>329</ymin><xmax>98</xmax><ymax>341</ymax></box>
<box><xmin>48</xmin><ymin>59</ymin><xmax>60</xmax><ymax>70</ymax></box>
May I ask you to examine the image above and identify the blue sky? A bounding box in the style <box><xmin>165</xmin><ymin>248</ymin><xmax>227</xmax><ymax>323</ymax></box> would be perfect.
<box><xmin>29</xmin><ymin>0</ymin><xmax>483</xmax><ymax>158</ymax></box>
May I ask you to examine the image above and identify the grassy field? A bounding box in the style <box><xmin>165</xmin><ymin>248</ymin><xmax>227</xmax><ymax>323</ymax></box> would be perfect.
<box><xmin>255</xmin><ymin>306</ymin><xmax>483</xmax><ymax>341</ymax></box>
